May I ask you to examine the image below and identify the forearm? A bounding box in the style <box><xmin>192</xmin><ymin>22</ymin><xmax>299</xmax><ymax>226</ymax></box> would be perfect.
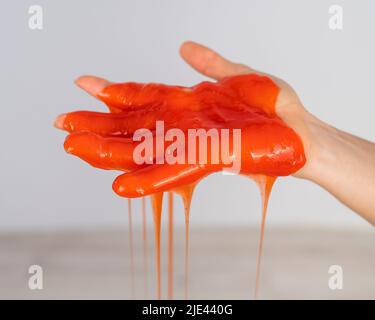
<box><xmin>297</xmin><ymin>112</ymin><xmax>375</xmax><ymax>225</ymax></box>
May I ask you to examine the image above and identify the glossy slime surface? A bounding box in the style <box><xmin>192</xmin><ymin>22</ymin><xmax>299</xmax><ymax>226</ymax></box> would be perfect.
<box><xmin>56</xmin><ymin>74</ymin><xmax>305</xmax><ymax>196</ymax></box>
<box><xmin>55</xmin><ymin>74</ymin><xmax>306</xmax><ymax>299</ymax></box>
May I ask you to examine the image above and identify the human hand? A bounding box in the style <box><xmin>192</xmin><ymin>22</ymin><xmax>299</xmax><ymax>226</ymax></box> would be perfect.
<box><xmin>178</xmin><ymin>42</ymin><xmax>375</xmax><ymax>224</ymax></box>
<box><xmin>55</xmin><ymin>41</ymin><xmax>306</xmax><ymax>197</ymax></box>
<box><xmin>179</xmin><ymin>42</ymin><xmax>318</xmax><ymax>179</ymax></box>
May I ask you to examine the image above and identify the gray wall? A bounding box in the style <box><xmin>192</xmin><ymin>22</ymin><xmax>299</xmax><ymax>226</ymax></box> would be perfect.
<box><xmin>1</xmin><ymin>0</ymin><xmax>374</xmax><ymax>231</ymax></box>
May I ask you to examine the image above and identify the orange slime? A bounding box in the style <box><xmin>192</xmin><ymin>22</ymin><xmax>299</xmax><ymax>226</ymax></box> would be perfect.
<box><xmin>55</xmin><ymin>74</ymin><xmax>306</xmax><ymax>299</ymax></box>
<box><xmin>141</xmin><ymin>197</ymin><xmax>148</xmax><ymax>298</ymax></box>
<box><xmin>151</xmin><ymin>193</ymin><xmax>163</xmax><ymax>299</ymax></box>
<box><xmin>127</xmin><ymin>198</ymin><xmax>135</xmax><ymax>298</ymax></box>
<box><xmin>167</xmin><ymin>192</ymin><xmax>174</xmax><ymax>299</ymax></box>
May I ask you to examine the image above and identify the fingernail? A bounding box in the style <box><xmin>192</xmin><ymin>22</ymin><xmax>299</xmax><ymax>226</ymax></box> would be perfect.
<box><xmin>54</xmin><ymin>114</ymin><xmax>66</xmax><ymax>129</ymax></box>
<box><xmin>75</xmin><ymin>75</ymin><xmax>110</xmax><ymax>97</ymax></box>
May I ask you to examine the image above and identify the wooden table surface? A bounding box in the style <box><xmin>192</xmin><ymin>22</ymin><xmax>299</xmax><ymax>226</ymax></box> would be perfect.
<box><xmin>1</xmin><ymin>227</ymin><xmax>374</xmax><ymax>299</ymax></box>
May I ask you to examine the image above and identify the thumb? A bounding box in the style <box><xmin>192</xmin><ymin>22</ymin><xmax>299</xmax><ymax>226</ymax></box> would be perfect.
<box><xmin>180</xmin><ymin>41</ymin><xmax>252</xmax><ymax>80</ymax></box>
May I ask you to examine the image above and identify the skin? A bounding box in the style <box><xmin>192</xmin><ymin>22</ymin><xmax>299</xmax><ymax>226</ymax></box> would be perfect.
<box><xmin>59</xmin><ymin>41</ymin><xmax>375</xmax><ymax>225</ymax></box>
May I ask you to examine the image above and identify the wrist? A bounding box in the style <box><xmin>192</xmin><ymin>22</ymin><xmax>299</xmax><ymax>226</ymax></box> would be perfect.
<box><xmin>292</xmin><ymin>110</ymin><xmax>338</xmax><ymax>182</ymax></box>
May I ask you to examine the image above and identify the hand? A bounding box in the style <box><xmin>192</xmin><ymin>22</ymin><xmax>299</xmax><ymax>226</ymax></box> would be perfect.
<box><xmin>55</xmin><ymin>41</ymin><xmax>375</xmax><ymax>225</ymax></box>
<box><xmin>180</xmin><ymin>43</ymin><xmax>375</xmax><ymax>224</ymax></box>
<box><xmin>54</xmin><ymin>41</ymin><xmax>306</xmax><ymax>197</ymax></box>
<box><xmin>179</xmin><ymin>42</ymin><xmax>318</xmax><ymax>179</ymax></box>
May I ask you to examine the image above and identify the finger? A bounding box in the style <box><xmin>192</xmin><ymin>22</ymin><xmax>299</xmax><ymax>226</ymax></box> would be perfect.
<box><xmin>112</xmin><ymin>164</ymin><xmax>212</xmax><ymax>198</ymax></box>
<box><xmin>75</xmin><ymin>75</ymin><xmax>186</xmax><ymax>113</ymax></box>
<box><xmin>76</xmin><ymin>78</ymin><xmax>194</xmax><ymax>112</ymax></box>
<box><xmin>75</xmin><ymin>75</ymin><xmax>111</xmax><ymax>98</ymax></box>
<box><xmin>64</xmin><ymin>132</ymin><xmax>141</xmax><ymax>171</ymax></box>
<box><xmin>75</xmin><ymin>75</ymin><xmax>126</xmax><ymax>113</ymax></box>
<box><xmin>54</xmin><ymin>110</ymin><xmax>158</xmax><ymax>136</ymax></box>
<box><xmin>97</xmin><ymin>81</ymin><xmax>198</xmax><ymax>112</ymax></box>
<box><xmin>180</xmin><ymin>41</ymin><xmax>252</xmax><ymax>80</ymax></box>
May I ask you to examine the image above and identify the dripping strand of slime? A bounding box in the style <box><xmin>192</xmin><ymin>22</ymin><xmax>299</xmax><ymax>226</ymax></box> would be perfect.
<box><xmin>151</xmin><ymin>192</ymin><xmax>164</xmax><ymax>300</ymax></box>
<box><xmin>253</xmin><ymin>175</ymin><xmax>276</xmax><ymax>300</ymax></box>
<box><xmin>184</xmin><ymin>198</ymin><xmax>191</xmax><ymax>300</ymax></box>
<box><xmin>174</xmin><ymin>183</ymin><xmax>196</xmax><ymax>300</ymax></box>
<box><xmin>142</xmin><ymin>197</ymin><xmax>148</xmax><ymax>298</ymax></box>
<box><xmin>127</xmin><ymin>198</ymin><xmax>135</xmax><ymax>298</ymax></box>
<box><xmin>167</xmin><ymin>192</ymin><xmax>174</xmax><ymax>299</ymax></box>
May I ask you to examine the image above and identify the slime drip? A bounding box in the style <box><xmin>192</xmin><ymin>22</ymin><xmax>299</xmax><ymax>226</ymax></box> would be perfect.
<box><xmin>167</xmin><ymin>192</ymin><xmax>174</xmax><ymax>299</ymax></box>
<box><xmin>141</xmin><ymin>197</ymin><xmax>148</xmax><ymax>298</ymax></box>
<box><xmin>151</xmin><ymin>192</ymin><xmax>164</xmax><ymax>300</ymax></box>
<box><xmin>127</xmin><ymin>198</ymin><xmax>135</xmax><ymax>298</ymax></box>
<box><xmin>250</xmin><ymin>175</ymin><xmax>276</xmax><ymax>299</ymax></box>
<box><xmin>148</xmin><ymin>177</ymin><xmax>272</xmax><ymax>299</ymax></box>
<box><xmin>174</xmin><ymin>183</ymin><xmax>197</xmax><ymax>299</ymax></box>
